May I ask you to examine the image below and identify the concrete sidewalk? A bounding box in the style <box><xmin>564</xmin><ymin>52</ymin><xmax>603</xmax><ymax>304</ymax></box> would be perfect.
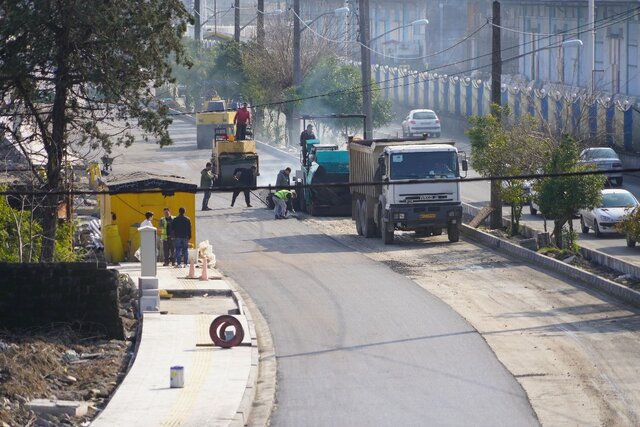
<box><xmin>91</xmin><ymin>263</ymin><xmax>258</xmax><ymax>427</ymax></box>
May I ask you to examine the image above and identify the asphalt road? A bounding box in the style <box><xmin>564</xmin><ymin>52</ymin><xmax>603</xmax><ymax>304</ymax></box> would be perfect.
<box><xmin>108</xmin><ymin>119</ymin><xmax>538</xmax><ymax>426</ymax></box>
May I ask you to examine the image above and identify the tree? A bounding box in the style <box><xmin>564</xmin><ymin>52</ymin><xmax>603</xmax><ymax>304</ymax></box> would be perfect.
<box><xmin>467</xmin><ymin>106</ymin><xmax>549</xmax><ymax>234</ymax></box>
<box><xmin>536</xmin><ymin>135</ymin><xmax>606</xmax><ymax>248</ymax></box>
<box><xmin>0</xmin><ymin>0</ymin><xmax>191</xmax><ymax>261</ymax></box>
<box><xmin>300</xmin><ymin>58</ymin><xmax>392</xmax><ymax>137</ymax></box>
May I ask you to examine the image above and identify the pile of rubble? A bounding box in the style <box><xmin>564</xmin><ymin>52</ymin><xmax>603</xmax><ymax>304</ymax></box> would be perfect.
<box><xmin>0</xmin><ymin>273</ymin><xmax>139</xmax><ymax>426</ymax></box>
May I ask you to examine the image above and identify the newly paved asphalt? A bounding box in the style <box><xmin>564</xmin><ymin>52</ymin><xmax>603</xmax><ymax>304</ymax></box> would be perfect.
<box><xmin>196</xmin><ymin>193</ymin><xmax>538</xmax><ymax>426</ymax></box>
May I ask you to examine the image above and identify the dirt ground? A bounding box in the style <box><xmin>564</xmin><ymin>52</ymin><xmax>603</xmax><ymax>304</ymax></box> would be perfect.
<box><xmin>305</xmin><ymin>216</ymin><xmax>640</xmax><ymax>427</ymax></box>
<box><xmin>0</xmin><ymin>274</ymin><xmax>138</xmax><ymax>427</ymax></box>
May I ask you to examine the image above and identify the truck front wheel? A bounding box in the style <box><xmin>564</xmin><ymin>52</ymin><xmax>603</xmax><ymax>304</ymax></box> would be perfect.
<box><xmin>447</xmin><ymin>223</ymin><xmax>460</xmax><ymax>243</ymax></box>
<box><xmin>381</xmin><ymin>222</ymin><xmax>394</xmax><ymax>245</ymax></box>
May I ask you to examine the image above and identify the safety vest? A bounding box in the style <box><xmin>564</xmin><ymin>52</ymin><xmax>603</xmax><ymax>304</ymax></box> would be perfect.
<box><xmin>159</xmin><ymin>216</ymin><xmax>173</xmax><ymax>240</ymax></box>
<box><xmin>274</xmin><ymin>189</ymin><xmax>293</xmax><ymax>200</ymax></box>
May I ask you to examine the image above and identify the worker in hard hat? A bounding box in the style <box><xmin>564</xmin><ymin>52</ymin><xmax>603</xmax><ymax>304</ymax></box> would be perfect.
<box><xmin>273</xmin><ymin>189</ymin><xmax>296</xmax><ymax>219</ymax></box>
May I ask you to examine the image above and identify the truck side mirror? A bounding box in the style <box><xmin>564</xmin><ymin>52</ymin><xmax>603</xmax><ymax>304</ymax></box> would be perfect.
<box><xmin>461</xmin><ymin>160</ymin><xmax>468</xmax><ymax>172</ymax></box>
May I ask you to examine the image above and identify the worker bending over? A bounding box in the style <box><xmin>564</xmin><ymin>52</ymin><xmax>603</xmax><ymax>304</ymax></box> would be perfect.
<box><xmin>273</xmin><ymin>189</ymin><xmax>296</xmax><ymax>219</ymax></box>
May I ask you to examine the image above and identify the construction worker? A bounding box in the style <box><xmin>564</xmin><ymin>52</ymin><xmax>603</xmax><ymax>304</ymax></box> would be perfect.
<box><xmin>275</xmin><ymin>167</ymin><xmax>291</xmax><ymax>190</ymax></box>
<box><xmin>273</xmin><ymin>189</ymin><xmax>296</xmax><ymax>219</ymax></box>
<box><xmin>200</xmin><ymin>162</ymin><xmax>215</xmax><ymax>211</ymax></box>
<box><xmin>299</xmin><ymin>124</ymin><xmax>316</xmax><ymax>166</ymax></box>
<box><xmin>231</xmin><ymin>165</ymin><xmax>257</xmax><ymax>207</ymax></box>
<box><xmin>159</xmin><ymin>207</ymin><xmax>175</xmax><ymax>266</ymax></box>
<box><xmin>233</xmin><ymin>102</ymin><xmax>251</xmax><ymax>141</ymax></box>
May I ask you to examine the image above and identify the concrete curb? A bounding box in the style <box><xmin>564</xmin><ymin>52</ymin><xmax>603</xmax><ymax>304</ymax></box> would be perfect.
<box><xmin>226</xmin><ymin>283</ymin><xmax>260</xmax><ymax>427</ymax></box>
<box><xmin>462</xmin><ymin>202</ymin><xmax>640</xmax><ymax>280</ymax></box>
<box><xmin>461</xmin><ymin>224</ymin><xmax>640</xmax><ymax>308</ymax></box>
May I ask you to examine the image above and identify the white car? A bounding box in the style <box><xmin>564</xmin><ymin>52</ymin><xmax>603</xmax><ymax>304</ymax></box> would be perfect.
<box><xmin>579</xmin><ymin>147</ymin><xmax>624</xmax><ymax>186</ymax></box>
<box><xmin>579</xmin><ymin>189</ymin><xmax>639</xmax><ymax>237</ymax></box>
<box><xmin>402</xmin><ymin>109</ymin><xmax>441</xmax><ymax>138</ymax></box>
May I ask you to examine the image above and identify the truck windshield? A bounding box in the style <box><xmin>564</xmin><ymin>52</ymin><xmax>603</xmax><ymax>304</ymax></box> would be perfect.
<box><xmin>389</xmin><ymin>151</ymin><xmax>458</xmax><ymax>179</ymax></box>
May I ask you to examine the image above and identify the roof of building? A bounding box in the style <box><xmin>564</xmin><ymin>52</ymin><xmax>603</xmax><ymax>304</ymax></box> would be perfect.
<box><xmin>103</xmin><ymin>171</ymin><xmax>197</xmax><ymax>192</ymax></box>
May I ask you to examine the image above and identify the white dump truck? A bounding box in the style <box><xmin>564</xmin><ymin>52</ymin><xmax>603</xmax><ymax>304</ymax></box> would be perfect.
<box><xmin>348</xmin><ymin>137</ymin><xmax>467</xmax><ymax>244</ymax></box>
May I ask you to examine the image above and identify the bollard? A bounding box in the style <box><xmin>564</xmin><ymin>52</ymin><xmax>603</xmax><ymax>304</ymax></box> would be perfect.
<box><xmin>186</xmin><ymin>257</ymin><xmax>196</xmax><ymax>279</ymax></box>
<box><xmin>199</xmin><ymin>256</ymin><xmax>209</xmax><ymax>281</ymax></box>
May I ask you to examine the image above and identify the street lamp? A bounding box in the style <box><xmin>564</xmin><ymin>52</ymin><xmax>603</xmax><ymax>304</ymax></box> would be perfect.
<box><xmin>369</xmin><ymin>19</ymin><xmax>429</xmax><ymax>45</ymax></box>
<box><xmin>531</xmin><ymin>39</ymin><xmax>583</xmax><ymax>83</ymax></box>
<box><xmin>300</xmin><ymin>7</ymin><xmax>350</xmax><ymax>31</ymax></box>
<box><xmin>240</xmin><ymin>9</ymin><xmax>283</xmax><ymax>32</ymax></box>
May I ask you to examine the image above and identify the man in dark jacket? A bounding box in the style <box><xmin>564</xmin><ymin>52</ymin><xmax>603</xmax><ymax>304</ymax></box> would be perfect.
<box><xmin>275</xmin><ymin>167</ymin><xmax>291</xmax><ymax>190</ymax></box>
<box><xmin>231</xmin><ymin>165</ymin><xmax>257</xmax><ymax>207</ymax></box>
<box><xmin>299</xmin><ymin>124</ymin><xmax>316</xmax><ymax>166</ymax></box>
<box><xmin>171</xmin><ymin>207</ymin><xmax>192</xmax><ymax>267</ymax></box>
<box><xmin>200</xmin><ymin>162</ymin><xmax>215</xmax><ymax>211</ymax></box>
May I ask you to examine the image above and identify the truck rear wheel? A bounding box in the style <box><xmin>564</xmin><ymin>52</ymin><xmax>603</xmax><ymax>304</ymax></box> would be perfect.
<box><xmin>362</xmin><ymin>203</ymin><xmax>376</xmax><ymax>238</ymax></box>
<box><xmin>447</xmin><ymin>223</ymin><xmax>460</xmax><ymax>243</ymax></box>
<box><xmin>355</xmin><ymin>200</ymin><xmax>363</xmax><ymax>236</ymax></box>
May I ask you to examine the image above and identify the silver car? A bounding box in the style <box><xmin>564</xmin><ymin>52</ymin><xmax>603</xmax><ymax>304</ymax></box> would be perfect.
<box><xmin>579</xmin><ymin>189</ymin><xmax>639</xmax><ymax>237</ymax></box>
<box><xmin>402</xmin><ymin>109</ymin><xmax>441</xmax><ymax>138</ymax></box>
<box><xmin>579</xmin><ymin>147</ymin><xmax>624</xmax><ymax>186</ymax></box>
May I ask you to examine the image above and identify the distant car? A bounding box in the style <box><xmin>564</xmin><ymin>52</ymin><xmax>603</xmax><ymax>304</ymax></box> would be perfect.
<box><xmin>402</xmin><ymin>109</ymin><xmax>441</xmax><ymax>138</ymax></box>
<box><xmin>579</xmin><ymin>147</ymin><xmax>624</xmax><ymax>186</ymax></box>
<box><xmin>579</xmin><ymin>189</ymin><xmax>639</xmax><ymax>237</ymax></box>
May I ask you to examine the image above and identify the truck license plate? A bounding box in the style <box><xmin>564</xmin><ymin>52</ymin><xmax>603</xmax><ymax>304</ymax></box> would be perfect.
<box><xmin>419</xmin><ymin>213</ymin><xmax>436</xmax><ymax>219</ymax></box>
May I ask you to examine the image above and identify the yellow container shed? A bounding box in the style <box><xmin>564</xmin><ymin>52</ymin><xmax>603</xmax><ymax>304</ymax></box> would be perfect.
<box><xmin>99</xmin><ymin>171</ymin><xmax>198</xmax><ymax>263</ymax></box>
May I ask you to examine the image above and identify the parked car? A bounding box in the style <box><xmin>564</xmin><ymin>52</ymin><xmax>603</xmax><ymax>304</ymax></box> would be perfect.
<box><xmin>579</xmin><ymin>189</ymin><xmax>639</xmax><ymax>237</ymax></box>
<box><xmin>402</xmin><ymin>109</ymin><xmax>441</xmax><ymax>138</ymax></box>
<box><xmin>579</xmin><ymin>147</ymin><xmax>624</xmax><ymax>186</ymax></box>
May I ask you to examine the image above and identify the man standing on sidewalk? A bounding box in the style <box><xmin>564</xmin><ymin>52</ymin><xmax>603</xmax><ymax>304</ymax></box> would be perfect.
<box><xmin>171</xmin><ymin>207</ymin><xmax>192</xmax><ymax>267</ymax></box>
<box><xmin>159</xmin><ymin>207</ymin><xmax>175</xmax><ymax>266</ymax></box>
<box><xmin>200</xmin><ymin>162</ymin><xmax>215</xmax><ymax>211</ymax></box>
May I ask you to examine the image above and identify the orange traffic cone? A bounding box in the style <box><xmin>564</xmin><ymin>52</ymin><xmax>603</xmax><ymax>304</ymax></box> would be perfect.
<box><xmin>186</xmin><ymin>256</ymin><xmax>196</xmax><ymax>279</ymax></box>
<box><xmin>199</xmin><ymin>256</ymin><xmax>209</xmax><ymax>281</ymax></box>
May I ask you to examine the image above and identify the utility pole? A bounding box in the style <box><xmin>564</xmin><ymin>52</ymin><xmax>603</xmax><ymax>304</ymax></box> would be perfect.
<box><xmin>214</xmin><ymin>0</ymin><xmax>217</xmax><ymax>35</ymax></box>
<box><xmin>293</xmin><ymin>0</ymin><xmax>301</xmax><ymax>85</ymax></box>
<box><xmin>257</xmin><ymin>0</ymin><xmax>265</xmax><ymax>47</ymax></box>
<box><xmin>291</xmin><ymin>0</ymin><xmax>301</xmax><ymax>147</ymax></box>
<box><xmin>194</xmin><ymin>0</ymin><xmax>201</xmax><ymax>40</ymax></box>
<box><xmin>490</xmin><ymin>0</ymin><xmax>502</xmax><ymax>229</ymax></box>
<box><xmin>234</xmin><ymin>0</ymin><xmax>240</xmax><ymax>42</ymax></box>
<box><xmin>359</xmin><ymin>0</ymin><xmax>372</xmax><ymax>139</ymax></box>
<box><xmin>589</xmin><ymin>0</ymin><xmax>596</xmax><ymax>92</ymax></box>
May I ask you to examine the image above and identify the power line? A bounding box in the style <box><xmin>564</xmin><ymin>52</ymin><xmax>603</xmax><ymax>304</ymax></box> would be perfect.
<box><xmin>2</xmin><ymin>168</ymin><xmax>638</xmax><ymax>197</ymax></box>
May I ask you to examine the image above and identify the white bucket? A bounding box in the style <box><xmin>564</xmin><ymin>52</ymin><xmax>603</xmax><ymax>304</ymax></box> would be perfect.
<box><xmin>170</xmin><ymin>366</ymin><xmax>184</xmax><ymax>388</ymax></box>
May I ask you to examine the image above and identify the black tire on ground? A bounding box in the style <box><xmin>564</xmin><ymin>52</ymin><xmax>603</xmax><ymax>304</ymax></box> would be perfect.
<box><xmin>447</xmin><ymin>223</ymin><xmax>460</xmax><ymax>243</ymax></box>
<box><xmin>530</xmin><ymin>205</ymin><xmax>538</xmax><ymax>215</ymax></box>
<box><xmin>594</xmin><ymin>221</ymin><xmax>602</xmax><ymax>238</ymax></box>
<box><xmin>627</xmin><ymin>234</ymin><xmax>637</xmax><ymax>248</ymax></box>
<box><xmin>355</xmin><ymin>200</ymin><xmax>363</xmax><ymax>236</ymax></box>
<box><xmin>362</xmin><ymin>203</ymin><xmax>376</xmax><ymax>238</ymax></box>
<box><xmin>380</xmin><ymin>215</ymin><xmax>394</xmax><ymax>245</ymax></box>
<box><xmin>432</xmin><ymin>228</ymin><xmax>443</xmax><ymax>236</ymax></box>
<box><xmin>580</xmin><ymin>216</ymin><xmax>589</xmax><ymax>234</ymax></box>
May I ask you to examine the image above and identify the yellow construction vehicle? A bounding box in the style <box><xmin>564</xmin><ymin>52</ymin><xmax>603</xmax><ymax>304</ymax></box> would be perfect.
<box><xmin>195</xmin><ymin>97</ymin><xmax>235</xmax><ymax>150</ymax></box>
<box><xmin>210</xmin><ymin>127</ymin><xmax>259</xmax><ymax>187</ymax></box>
